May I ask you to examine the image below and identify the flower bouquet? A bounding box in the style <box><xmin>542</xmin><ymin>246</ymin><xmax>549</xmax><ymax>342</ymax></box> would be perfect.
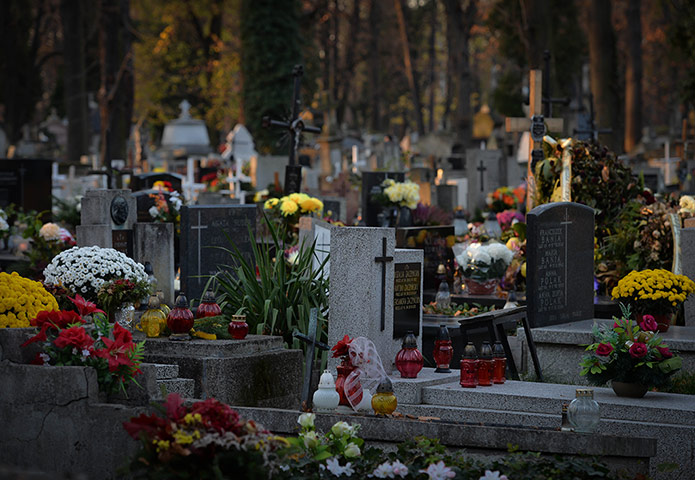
<box><xmin>43</xmin><ymin>246</ymin><xmax>149</xmax><ymax>302</ymax></box>
<box><xmin>487</xmin><ymin>185</ymin><xmax>525</xmax><ymax>213</ymax></box>
<box><xmin>371</xmin><ymin>179</ymin><xmax>420</xmax><ymax>227</ymax></box>
<box><xmin>611</xmin><ymin>269</ymin><xmax>695</xmax><ymax>331</ymax></box>
<box><xmin>579</xmin><ymin>305</ymin><xmax>682</xmax><ymax>396</ymax></box>
<box><xmin>21</xmin><ymin>295</ymin><xmax>144</xmax><ymax>396</ymax></box>
<box><xmin>0</xmin><ymin>271</ymin><xmax>58</xmax><ymax>328</ymax></box>
<box><xmin>263</xmin><ymin>193</ymin><xmax>324</xmax><ymax>242</ymax></box>
<box><xmin>148</xmin><ymin>189</ymin><xmax>184</xmax><ymax>234</ymax></box>
<box><xmin>455</xmin><ymin>242</ymin><xmax>514</xmax><ymax>295</ymax></box>
<box><xmin>123</xmin><ymin>393</ymin><xmax>288</xmax><ymax>479</ymax></box>
<box><xmin>97</xmin><ymin>278</ymin><xmax>153</xmax><ymax>317</ymax></box>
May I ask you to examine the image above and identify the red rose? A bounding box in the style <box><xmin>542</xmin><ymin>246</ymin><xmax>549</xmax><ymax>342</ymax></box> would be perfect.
<box><xmin>53</xmin><ymin>326</ymin><xmax>94</xmax><ymax>350</ymax></box>
<box><xmin>657</xmin><ymin>346</ymin><xmax>673</xmax><ymax>359</ymax></box>
<box><xmin>639</xmin><ymin>315</ymin><xmax>658</xmax><ymax>332</ymax></box>
<box><xmin>596</xmin><ymin>343</ymin><xmax>614</xmax><ymax>356</ymax></box>
<box><xmin>331</xmin><ymin>335</ymin><xmax>353</xmax><ymax>358</ymax></box>
<box><xmin>629</xmin><ymin>342</ymin><xmax>648</xmax><ymax>359</ymax></box>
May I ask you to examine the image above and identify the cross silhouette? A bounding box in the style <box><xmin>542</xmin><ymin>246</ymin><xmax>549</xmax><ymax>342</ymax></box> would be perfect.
<box><xmin>374</xmin><ymin>237</ymin><xmax>394</xmax><ymax>332</ymax></box>
<box><xmin>476</xmin><ymin>160</ymin><xmax>487</xmax><ymax>192</ymax></box>
<box><xmin>191</xmin><ymin>211</ymin><xmax>208</xmax><ymax>288</ymax></box>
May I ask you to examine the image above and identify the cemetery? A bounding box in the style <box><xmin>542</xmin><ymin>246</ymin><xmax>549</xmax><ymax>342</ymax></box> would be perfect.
<box><xmin>2</xmin><ymin>1</ymin><xmax>695</xmax><ymax>480</ymax></box>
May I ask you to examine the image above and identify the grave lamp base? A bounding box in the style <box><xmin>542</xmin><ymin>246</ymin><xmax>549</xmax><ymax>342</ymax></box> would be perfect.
<box><xmin>168</xmin><ymin>333</ymin><xmax>191</xmax><ymax>341</ymax></box>
<box><xmin>434</xmin><ymin>367</ymin><xmax>452</xmax><ymax>373</ymax></box>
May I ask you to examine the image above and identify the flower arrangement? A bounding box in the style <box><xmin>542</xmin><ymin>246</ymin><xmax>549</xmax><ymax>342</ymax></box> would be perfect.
<box><xmin>373</xmin><ymin>179</ymin><xmax>420</xmax><ymax>209</ymax></box>
<box><xmin>43</xmin><ymin>246</ymin><xmax>149</xmax><ymax>302</ymax></box>
<box><xmin>579</xmin><ymin>306</ymin><xmax>682</xmax><ymax>389</ymax></box>
<box><xmin>611</xmin><ymin>269</ymin><xmax>695</xmax><ymax>316</ymax></box>
<box><xmin>201</xmin><ymin>170</ymin><xmax>227</xmax><ymax>192</ymax></box>
<box><xmin>422</xmin><ymin>302</ymin><xmax>495</xmax><ymax>317</ymax></box>
<box><xmin>22</xmin><ymin>296</ymin><xmax>144</xmax><ymax>395</ymax></box>
<box><xmin>487</xmin><ymin>185</ymin><xmax>525</xmax><ymax>213</ymax></box>
<box><xmin>331</xmin><ymin>334</ymin><xmax>353</xmax><ymax>366</ymax></box>
<box><xmin>148</xmin><ymin>190</ymin><xmax>184</xmax><ymax>234</ymax></box>
<box><xmin>97</xmin><ymin>278</ymin><xmax>153</xmax><ymax>315</ymax></box>
<box><xmin>0</xmin><ymin>272</ymin><xmax>58</xmax><ymax>328</ymax></box>
<box><xmin>263</xmin><ymin>193</ymin><xmax>324</xmax><ymax>220</ymax></box>
<box><xmin>123</xmin><ymin>393</ymin><xmax>289</xmax><ymax>478</ymax></box>
<box><xmin>456</xmin><ymin>242</ymin><xmax>514</xmax><ymax>282</ymax></box>
<box><xmin>495</xmin><ymin>210</ymin><xmax>524</xmax><ymax>232</ymax></box>
<box><xmin>412</xmin><ymin>203</ymin><xmax>453</xmax><ymax>226</ymax></box>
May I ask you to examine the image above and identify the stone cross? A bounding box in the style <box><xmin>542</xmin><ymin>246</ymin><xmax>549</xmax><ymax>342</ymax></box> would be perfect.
<box><xmin>293</xmin><ymin>308</ymin><xmax>329</xmax><ymax>411</ymax></box>
<box><xmin>375</xmin><ymin>237</ymin><xmax>394</xmax><ymax>331</ymax></box>
<box><xmin>505</xmin><ymin>70</ymin><xmax>564</xmax><ymax>212</ymax></box>
<box><xmin>262</xmin><ymin>65</ymin><xmax>321</xmax><ymax>194</ymax></box>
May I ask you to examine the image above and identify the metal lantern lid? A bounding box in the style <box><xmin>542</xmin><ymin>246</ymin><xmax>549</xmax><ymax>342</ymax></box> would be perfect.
<box><xmin>232</xmin><ymin>314</ymin><xmax>246</xmax><ymax>322</ymax></box>
<box><xmin>436</xmin><ymin>325</ymin><xmax>450</xmax><ymax>342</ymax></box>
<box><xmin>318</xmin><ymin>370</ymin><xmax>336</xmax><ymax>388</ymax></box>
<box><xmin>492</xmin><ymin>341</ymin><xmax>505</xmax><ymax>357</ymax></box>
<box><xmin>202</xmin><ymin>289</ymin><xmax>217</xmax><ymax>304</ymax></box>
<box><xmin>144</xmin><ymin>261</ymin><xmax>154</xmax><ymax>275</ymax></box>
<box><xmin>402</xmin><ymin>331</ymin><xmax>418</xmax><ymax>349</ymax></box>
<box><xmin>436</xmin><ymin>264</ymin><xmax>446</xmax><ymax>275</ymax></box>
<box><xmin>480</xmin><ymin>341</ymin><xmax>493</xmax><ymax>359</ymax></box>
<box><xmin>376</xmin><ymin>377</ymin><xmax>394</xmax><ymax>394</ymax></box>
<box><xmin>174</xmin><ymin>293</ymin><xmax>189</xmax><ymax>309</ymax></box>
<box><xmin>147</xmin><ymin>294</ymin><xmax>161</xmax><ymax>309</ymax></box>
<box><xmin>463</xmin><ymin>342</ymin><xmax>478</xmax><ymax>359</ymax></box>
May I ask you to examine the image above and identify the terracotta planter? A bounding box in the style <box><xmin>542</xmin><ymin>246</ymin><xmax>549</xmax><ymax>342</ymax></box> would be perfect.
<box><xmin>611</xmin><ymin>381</ymin><xmax>648</xmax><ymax>398</ymax></box>
<box><xmin>464</xmin><ymin>277</ymin><xmax>499</xmax><ymax>296</ymax></box>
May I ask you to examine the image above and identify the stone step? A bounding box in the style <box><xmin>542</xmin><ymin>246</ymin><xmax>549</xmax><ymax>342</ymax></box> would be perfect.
<box><xmin>155</xmin><ymin>378</ymin><xmax>195</xmax><ymax>399</ymax></box>
<box><xmin>139</xmin><ymin>363</ymin><xmax>179</xmax><ymax>380</ymax></box>
<box><xmin>143</xmin><ymin>334</ymin><xmax>286</xmax><ymax>359</ymax></box>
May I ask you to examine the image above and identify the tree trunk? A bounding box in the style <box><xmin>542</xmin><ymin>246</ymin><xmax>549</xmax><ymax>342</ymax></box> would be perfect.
<box><xmin>624</xmin><ymin>0</ymin><xmax>642</xmax><ymax>153</ymax></box>
<box><xmin>60</xmin><ymin>0</ymin><xmax>89</xmax><ymax>163</ymax></box>
<box><xmin>394</xmin><ymin>0</ymin><xmax>425</xmax><ymax>136</ymax></box>
<box><xmin>428</xmin><ymin>0</ymin><xmax>436</xmax><ymax>133</ymax></box>
<box><xmin>587</xmin><ymin>0</ymin><xmax>623</xmax><ymax>152</ymax></box>
<box><xmin>337</xmin><ymin>0</ymin><xmax>361</xmax><ymax>129</ymax></box>
<box><xmin>367</xmin><ymin>0</ymin><xmax>382</xmax><ymax>131</ymax></box>
<box><xmin>521</xmin><ymin>0</ymin><xmax>551</xmax><ymax>69</ymax></box>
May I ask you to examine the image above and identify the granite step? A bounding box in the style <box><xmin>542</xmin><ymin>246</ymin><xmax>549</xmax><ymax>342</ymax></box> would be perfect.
<box><xmin>140</xmin><ymin>362</ymin><xmax>180</xmax><ymax>380</ymax></box>
<box><xmin>156</xmin><ymin>378</ymin><xmax>195</xmax><ymax>398</ymax></box>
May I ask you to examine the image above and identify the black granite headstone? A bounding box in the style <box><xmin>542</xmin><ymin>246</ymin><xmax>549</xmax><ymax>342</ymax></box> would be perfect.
<box><xmin>361</xmin><ymin>171</ymin><xmax>405</xmax><ymax>226</ymax></box>
<box><xmin>133</xmin><ymin>189</ymin><xmax>170</xmax><ymax>223</ymax></box>
<box><xmin>0</xmin><ymin>159</ymin><xmax>52</xmax><ymax>215</ymax></box>
<box><xmin>526</xmin><ymin>202</ymin><xmax>595</xmax><ymax>328</ymax></box>
<box><xmin>322</xmin><ymin>199</ymin><xmax>341</xmax><ymax>222</ymax></box>
<box><xmin>396</xmin><ymin>225</ymin><xmax>455</xmax><ymax>291</ymax></box>
<box><xmin>112</xmin><ymin>229</ymin><xmax>134</xmax><ymax>257</ymax></box>
<box><xmin>130</xmin><ymin>172</ymin><xmax>184</xmax><ymax>193</ymax></box>
<box><xmin>180</xmin><ymin>204</ymin><xmax>257</xmax><ymax>304</ymax></box>
<box><xmin>393</xmin><ymin>262</ymin><xmax>422</xmax><ymax>338</ymax></box>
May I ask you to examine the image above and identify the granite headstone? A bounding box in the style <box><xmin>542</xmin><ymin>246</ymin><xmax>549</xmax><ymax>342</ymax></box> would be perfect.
<box><xmin>396</xmin><ymin>225</ymin><xmax>455</xmax><ymax>291</ymax></box>
<box><xmin>0</xmin><ymin>159</ymin><xmax>52</xmax><ymax>215</ymax></box>
<box><xmin>361</xmin><ymin>171</ymin><xmax>405</xmax><ymax>227</ymax></box>
<box><xmin>526</xmin><ymin>202</ymin><xmax>595</xmax><ymax>328</ymax></box>
<box><xmin>130</xmin><ymin>172</ymin><xmax>184</xmax><ymax>193</ymax></box>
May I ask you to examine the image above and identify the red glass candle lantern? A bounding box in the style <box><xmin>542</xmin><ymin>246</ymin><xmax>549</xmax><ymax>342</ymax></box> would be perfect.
<box><xmin>492</xmin><ymin>341</ymin><xmax>507</xmax><ymax>384</ymax></box>
<box><xmin>167</xmin><ymin>293</ymin><xmax>194</xmax><ymax>340</ymax></box>
<box><xmin>228</xmin><ymin>314</ymin><xmax>249</xmax><ymax>340</ymax></box>
<box><xmin>478</xmin><ymin>341</ymin><xmax>493</xmax><ymax>386</ymax></box>
<box><xmin>460</xmin><ymin>342</ymin><xmax>479</xmax><ymax>388</ymax></box>
<box><xmin>433</xmin><ymin>325</ymin><xmax>454</xmax><ymax>373</ymax></box>
<box><xmin>196</xmin><ymin>290</ymin><xmax>222</xmax><ymax>318</ymax></box>
<box><xmin>395</xmin><ymin>331</ymin><xmax>424</xmax><ymax>378</ymax></box>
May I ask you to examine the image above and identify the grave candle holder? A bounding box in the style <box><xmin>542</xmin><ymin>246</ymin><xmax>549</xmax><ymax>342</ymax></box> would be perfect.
<box><xmin>433</xmin><ymin>325</ymin><xmax>453</xmax><ymax>373</ymax></box>
<box><xmin>460</xmin><ymin>342</ymin><xmax>479</xmax><ymax>388</ymax></box>
<box><xmin>167</xmin><ymin>293</ymin><xmax>194</xmax><ymax>340</ymax></box>
<box><xmin>395</xmin><ymin>331</ymin><xmax>424</xmax><ymax>378</ymax></box>
<box><xmin>196</xmin><ymin>289</ymin><xmax>222</xmax><ymax>318</ymax></box>
<box><xmin>478</xmin><ymin>341</ymin><xmax>493</xmax><ymax>386</ymax></box>
<box><xmin>228</xmin><ymin>314</ymin><xmax>249</xmax><ymax>340</ymax></box>
<box><xmin>492</xmin><ymin>341</ymin><xmax>507</xmax><ymax>384</ymax></box>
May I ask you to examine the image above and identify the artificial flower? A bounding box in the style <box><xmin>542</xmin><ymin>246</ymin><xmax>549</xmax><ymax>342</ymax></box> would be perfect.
<box><xmin>53</xmin><ymin>326</ymin><xmax>95</xmax><ymax>350</ymax></box>
<box><xmin>39</xmin><ymin>223</ymin><xmax>62</xmax><ymax>241</ymax></box>
<box><xmin>331</xmin><ymin>421</ymin><xmax>354</xmax><ymax>437</ymax></box>
<box><xmin>298</xmin><ymin>412</ymin><xmax>315</xmax><ymax>429</ymax></box>
<box><xmin>595</xmin><ymin>343</ymin><xmax>613</xmax><ymax>356</ymax></box>
<box><xmin>657</xmin><ymin>346</ymin><xmax>673</xmax><ymax>359</ymax></box>
<box><xmin>639</xmin><ymin>315</ymin><xmax>658</xmax><ymax>332</ymax></box>
<box><xmin>280</xmin><ymin>199</ymin><xmax>299</xmax><ymax>216</ymax></box>
<box><xmin>344</xmin><ymin>442</ymin><xmax>361</xmax><ymax>458</ymax></box>
<box><xmin>264</xmin><ymin>198</ymin><xmax>279</xmax><ymax>210</ymax></box>
<box><xmin>629</xmin><ymin>342</ymin><xmax>648</xmax><ymax>359</ymax></box>
<box><xmin>302</xmin><ymin>430</ymin><xmax>320</xmax><ymax>449</ymax></box>
<box><xmin>420</xmin><ymin>461</ymin><xmax>455</xmax><ymax>480</ymax></box>
<box><xmin>331</xmin><ymin>335</ymin><xmax>353</xmax><ymax>358</ymax></box>
<box><xmin>323</xmin><ymin>457</ymin><xmax>354</xmax><ymax>477</ymax></box>
<box><xmin>479</xmin><ymin>470</ymin><xmax>508</xmax><ymax>480</ymax></box>
<box><xmin>372</xmin><ymin>462</ymin><xmax>395</xmax><ymax>478</ymax></box>
<box><xmin>68</xmin><ymin>294</ymin><xmax>105</xmax><ymax>317</ymax></box>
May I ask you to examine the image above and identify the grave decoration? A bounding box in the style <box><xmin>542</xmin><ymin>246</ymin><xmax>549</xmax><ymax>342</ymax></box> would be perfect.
<box><xmin>148</xmin><ymin>188</ymin><xmax>184</xmax><ymax>234</ymax></box>
<box><xmin>611</xmin><ymin>269</ymin><xmax>695</xmax><ymax>332</ymax></box>
<box><xmin>123</xmin><ymin>393</ymin><xmax>289</xmax><ymax>479</ymax></box>
<box><xmin>332</xmin><ymin>335</ymin><xmax>388</xmax><ymax>411</ymax></box>
<box><xmin>395</xmin><ymin>331</ymin><xmax>424</xmax><ymax>378</ymax></box>
<box><xmin>370</xmin><ymin>178</ymin><xmax>420</xmax><ymax>227</ymax></box>
<box><xmin>0</xmin><ymin>271</ymin><xmax>58</xmax><ymax>328</ymax></box>
<box><xmin>96</xmin><ymin>277</ymin><xmax>152</xmax><ymax>328</ymax></box>
<box><xmin>455</xmin><ymin>242</ymin><xmax>514</xmax><ymax>295</ymax></box>
<box><xmin>167</xmin><ymin>293</ymin><xmax>195</xmax><ymax>340</ymax></box>
<box><xmin>21</xmin><ymin>296</ymin><xmax>144</xmax><ymax>395</ymax></box>
<box><xmin>136</xmin><ymin>295</ymin><xmax>167</xmax><ymax>338</ymax></box>
<box><xmin>312</xmin><ymin>370</ymin><xmax>340</xmax><ymax>412</ymax></box>
<box><xmin>371</xmin><ymin>377</ymin><xmax>398</xmax><ymax>415</ymax></box>
<box><xmin>263</xmin><ymin>192</ymin><xmax>324</xmax><ymax>243</ymax></box>
<box><xmin>579</xmin><ymin>305</ymin><xmax>682</xmax><ymax>397</ymax></box>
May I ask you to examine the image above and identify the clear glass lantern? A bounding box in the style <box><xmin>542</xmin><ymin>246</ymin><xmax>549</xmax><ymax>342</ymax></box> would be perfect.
<box><xmin>567</xmin><ymin>388</ymin><xmax>600</xmax><ymax>433</ymax></box>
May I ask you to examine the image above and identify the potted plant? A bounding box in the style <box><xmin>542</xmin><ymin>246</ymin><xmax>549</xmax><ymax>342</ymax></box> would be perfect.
<box><xmin>371</xmin><ymin>179</ymin><xmax>420</xmax><ymax>227</ymax></box>
<box><xmin>579</xmin><ymin>305</ymin><xmax>682</xmax><ymax>397</ymax></box>
<box><xmin>611</xmin><ymin>268</ymin><xmax>695</xmax><ymax>332</ymax></box>
<box><xmin>455</xmin><ymin>242</ymin><xmax>514</xmax><ymax>295</ymax></box>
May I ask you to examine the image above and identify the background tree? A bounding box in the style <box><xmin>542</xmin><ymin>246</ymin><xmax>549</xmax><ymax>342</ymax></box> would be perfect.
<box><xmin>623</xmin><ymin>0</ymin><xmax>642</xmax><ymax>153</ymax></box>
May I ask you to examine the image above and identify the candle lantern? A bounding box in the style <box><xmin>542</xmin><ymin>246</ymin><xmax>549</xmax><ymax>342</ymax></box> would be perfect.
<box><xmin>478</xmin><ymin>341</ymin><xmax>493</xmax><ymax>386</ymax></box>
<box><xmin>138</xmin><ymin>295</ymin><xmax>167</xmax><ymax>338</ymax></box>
<box><xmin>460</xmin><ymin>342</ymin><xmax>479</xmax><ymax>388</ymax></box>
<box><xmin>395</xmin><ymin>331</ymin><xmax>424</xmax><ymax>378</ymax></box>
<box><xmin>433</xmin><ymin>325</ymin><xmax>454</xmax><ymax>373</ymax></box>
<box><xmin>371</xmin><ymin>377</ymin><xmax>398</xmax><ymax>415</ymax></box>
<box><xmin>167</xmin><ymin>293</ymin><xmax>194</xmax><ymax>340</ymax></box>
<box><xmin>492</xmin><ymin>341</ymin><xmax>507</xmax><ymax>384</ymax></box>
<box><xmin>228</xmin><ymin>314</ymin><xmax>249</xmax><ymax>340</ymax></box>
<box><xmin>312</xmin><ymin>370</ymin><xmax>340</xmax><ymax>412</ymax></box>
<box><xmin>196</xmin><ymin>289</ymin><xmax>222</xmax><ymax>318</ymax></box>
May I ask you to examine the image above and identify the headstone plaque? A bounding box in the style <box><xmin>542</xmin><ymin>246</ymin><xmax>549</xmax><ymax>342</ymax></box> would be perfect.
<box><xmin>393</xmin><ymin>262</ymin><xmax>421</xmax><ymax>338</ymax></box>
<box><xmin>112</xmin><ymin>229</ymin><xmax>134</xmax><ymax>257</ymax></box>
<box><xmin>180</xmin><ymin>204</ymin><xmax>257</xmax><ymax>304</ymax></box>
<box><xmin>0</xmin><ymin>159</ymin><xmax>52</xmax><ymax>215</ymax></box>
<box><xmin>361</xmin><ymin>171</ymin><xmax>405</xmax><ymax>226</ymax></box>
<box><xmin>526</xmin><ymin>202</ymin><xmax>594</xmax><ymax>328</ymax></box>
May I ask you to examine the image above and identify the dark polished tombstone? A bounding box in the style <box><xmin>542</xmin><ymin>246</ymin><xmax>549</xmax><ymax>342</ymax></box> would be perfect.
<box><xmin>526</xmin><ymin>202</ymin><xmax>595</xmax><ymax>328</ymax></box>
<box><xmin>133</xmin><ymin>189</ymin><xmax>171</xmax><ymax>223</ymax></box>
<box><xmin>130</xmin><ymin>172</ymin><xmax>184</xmax><ymax>193</ymax></box>
<box><xmin>393</xmin><ymin>262</ymin><xmax>422</xmax><ymax>338</ymax></box>
<box><xmin>0</xmin><ymin>159</ymin><xmax>52</xmax><ymax>215</ymax></box>
<box><xmin>180</xmin><ymin>204</ymin><xmax>256</xmax><ymax>304</ymax></box>
<box><xmin>396</xmin><ymin>225</ymin><xmax>455</xmax><ymax>292</ymax></box>
<box><xmin>361</xmin><ymin>171</ymin><xmax>405</xmax><ymax>226</ymax></box>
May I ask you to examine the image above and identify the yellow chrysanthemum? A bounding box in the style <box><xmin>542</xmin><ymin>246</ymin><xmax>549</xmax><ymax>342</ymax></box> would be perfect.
<box><xmin>280</xmin><ymin>199</ymin><xmax>299</xmax><ymax>216</ymax></box>
<box><xmin>0</xmin><ymin>272</ymin><xmax>58</xmax><ymax>328</ymax></box>
<box><xmin>264</xmin><ymin>198</ymin><xmax>279</xmax><ymax>210</ymax></box>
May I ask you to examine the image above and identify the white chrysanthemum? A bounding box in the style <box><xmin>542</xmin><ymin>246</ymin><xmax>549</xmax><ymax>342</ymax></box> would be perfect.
<box><xmin>679</xmin><ymin>195</ymin><xmax>695</xmax><ymax>213</ymax></box>
<box><xmin>0</xmin><ymin>217</ymin><xmax>8</xmax><ymax>231</ymax></box>
<box><xmin>39</xmin><ymin>223</ymin><xmax>62</xmax><ymax>241</ymax></box>
<box><xmin>486</xmin><ymin>242</ymin><xmax>514</xmax><ymax>265</ymax></box>
<box><xmin>148</xmin><ymin>206</ymin><xmax>159</xmax><ymax>218</ymax></box>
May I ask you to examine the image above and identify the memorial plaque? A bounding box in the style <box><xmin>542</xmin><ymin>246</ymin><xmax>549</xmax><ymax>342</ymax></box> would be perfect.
<box><xmin>361</xmin><ymin>171</ymin><xmax>405</xmax><ymax>227</ymax></box>
<box><xmin>526</xmin><ymin>202</ymin><xmax>594</xmax><ymax>328</ymax></box>
<box><xmin>393</xmin><ymin>262</ymin><xmax>421</xmax><ymax>338</ymax></box>
<box><xmin>531</xmin><ymin>115</ymin><xmax>546</xmax><ymax>142</ymax></box>
<box><xmin>112</xmin><ymin>229</ymin><xmax>134</xmax><ymax>257</ymax></box>
<box><xmin>396</xmin><ymin>225</ymin><xmax>455</xmax><ymax>291</ymax></box>
<box><xmin>180</xmin><ymin>204</ymin><xmax>257</xmax><ymax>304</ymax></box>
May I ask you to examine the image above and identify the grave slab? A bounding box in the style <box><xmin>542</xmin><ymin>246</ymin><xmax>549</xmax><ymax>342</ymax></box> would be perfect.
<box><xmin>134</xmin><ymin>222</ymin><xmax>175</xmax><ymax>305</ymax></box>
<box><xmin>681</xmin><ymin>228</ymin><xmax>695</xmax><ymax>326</ymax></box>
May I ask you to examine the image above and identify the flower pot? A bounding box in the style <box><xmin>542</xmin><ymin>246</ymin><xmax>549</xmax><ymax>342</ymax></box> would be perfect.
<box><xmin>611</xmin><ymin>381</ymin><xmax>648</xmax><ymax>398</ymax></box>
<box><xmin>464</xmin><ymin>277</ymin><xmax>499</xmax><ymax>296</ymax></box>
<box><xmin>114</xmin><ymin>303</ymin><xmax>135</xmax><ymax>330</ymax></box>
<box><xmin>635</xmin><ymin>312</ymin><xmax>674</xmax><ymax>333</ymax></box>
<box><xmin>335</xmin><ymin>362</ymin><xmax>361</xmax><ymax>406</ymax></box>
<box><xmin>396</xmin><ymin>206</ymin><xmax>413</xmax><ymax>228</ymax></box>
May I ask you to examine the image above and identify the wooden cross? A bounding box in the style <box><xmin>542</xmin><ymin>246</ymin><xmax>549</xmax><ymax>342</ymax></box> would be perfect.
<box><xmin>375</xmin><ymin>237</ymin><xmax>394</xmax><ymax>332</ymax></box>
<box><xmin>293</xmin><ymin>308</ymin><xmax>330</xmax><ymax>411</ymax></box>
<box><xmin>476</xmin><ymin>160</ymin><xmax>487</xmax><ymax>192</ymax></box>
<box><xmin>505</xmin><ymin>70</ymin><xmax>564</xmax><ymax>212</ymax></box>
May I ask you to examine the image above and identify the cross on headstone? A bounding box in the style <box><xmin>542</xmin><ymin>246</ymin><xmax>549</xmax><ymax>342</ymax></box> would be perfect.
<box><xmin>560</xmin><ymin>208</ymin><xmax>572</xmax><ymax>305</ymax></box>
<box><xmin>293</xmin><ymin>308</ymin><xmax>330</xmax><ymax>411</ymax></box>
<box><xmin>375</xmin><ymin>237</ymin><xmax>394</xmax><ymax>332</ymax></box>
<box><xmin>262</xmin><ymin>65</ymin><xmax>322</xmax><ymax>194</ymax></box>
<box><xmin>505</xmin><ymin>69</ymin><xmax>565</xmax><ymax>212</ymax></box>
<box><xmin>476</xmin><ymin>160</ymin><xmax>487</xmax><ymax>192</ymax></box>
<box><xmin>191</xmin><ymin>210</ymin><xmax>208</xmax><ymax>281</ymax></box>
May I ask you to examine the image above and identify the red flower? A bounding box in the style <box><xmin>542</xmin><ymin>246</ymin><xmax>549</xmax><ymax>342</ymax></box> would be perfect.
<box><xmin>21</xmin><ymin>310</ymin><xmax>84</xmax><ymax>347</ymax></box>
<box><xmin>639</xmin><ymin>315</ymin><xmax>658</xmax><ymax>332</ymax></box>
<box><xmin>92</xmin><ymin>325</ymin><xmax>138</xmax><ymax>373</ymax></box>
<box><xmin>201</xmin><ymin>172</ymin><xmax>218</xmax><ymax>183</ymax></box>
<box><xmin>191</xmin><ymin>398</ymin><xmax>242</xmax><ymax>434</ymax></box>
<box><xmin>123</xmin><ymin>413</ymin><xmax>169</xmax><ymax>440</ymax></box>
<box><xmin>657</xmin><ymin>346</ymin><xmax>673</xmax><ymax>359</ymax></box>
<box><xmin>629</xmin><ymin>342</ymin><xmax>648</xmax><ymax>359</ymax></box>
<box><xmin>164</xmin><ymin>393</ymin><xmax>186</xmax><ymax>421</ymax></box>
<box><xmin>54</xmin><ymin>326</ymin><xmax>94</xmax><ymax>350</ymax></box>
<box><xmin>331</xmin><ymin>335</ymin><xmax>353</xmax><ymax>358</ymax></box>
<box><xmin>595</xmin><ymin>343</ymin><xmax>614</xmax><ymax>356</ymax></box>
<box><xmin>68</xmin><ymin>294</ymin><xmax>105</xmax><ymax>317</ymax></box>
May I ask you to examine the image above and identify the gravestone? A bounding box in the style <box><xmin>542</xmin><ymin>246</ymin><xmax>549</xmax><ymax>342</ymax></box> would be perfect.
<box><xmin>361</xmin><ymin>171</ymin><xmax>405</xmax><ymax>226</ymax></box>
<box><xmin>436</xmin><ymin>184</ymin><xmax>458</xmax><ymax>212</ymax></box>
<box><xmin>180</xmin><ymin>204</ymin><xmax>256</xmax><ymax>304</ymax></box>
<box><xmin>252</xmin><ymin>156</ymin><xmax>288</xmax><ymax>190</ymax></box>
<box><xmin>321</xmin><ymin>197</ymin><xmax>347</xmax><ymax>223</ymax></box>
<box><xmin>77</xmin><ymin>189</ymin><xmax>137</xmax><ymax>257</ymax></box>
<box><xmin>680</xmin><ymin>228</ymin><xmax>695</xmax><ymax>326</ymax></box>
<box><xmin>396</xmin><ymin>225</ymin><xmax>455</xmax><ymax>291</ymax></box>
<box><xmin>134</xmin><ymin>222</ymin><xmax>175</xmax><ymax>305</ymax></box>
<box><xmin>130</xmin><ymin>172</ymin><xmax>184</xmax><ymax>193</ymax></box>
<box><xmin>133</xmin><ymin>189</ymin><xmax>170</xmax><ymax>223</ymax></box>
<box><xmin>526</xmin><ymin>202</ymin><xmax>595</xmax><ymax>328</ymax></box>
<box><xmin>328</xmin><ymin>227</ymin><xmax>423</xmax><ymax>374</ymax></box>
<box><xmin>0</xmin><ymin>158</ymin><xmax>52</xmax><ymax>215</ymax></box>
<box><xmin>466</xmin><ymin>149</ymin><xmax>504</xmax><ymax>212</ymax></box>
